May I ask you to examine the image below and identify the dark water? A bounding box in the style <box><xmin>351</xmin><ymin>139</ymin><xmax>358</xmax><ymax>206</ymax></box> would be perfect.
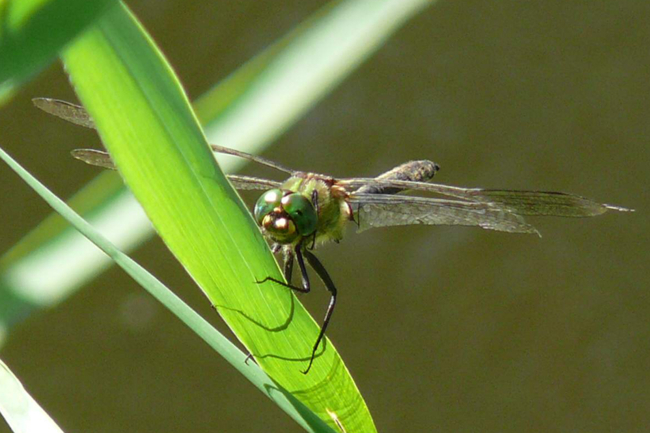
<box><xmin>0</xmin><ymin>1</ymin><xmax>648</xmax><ymax>432</ymax></box>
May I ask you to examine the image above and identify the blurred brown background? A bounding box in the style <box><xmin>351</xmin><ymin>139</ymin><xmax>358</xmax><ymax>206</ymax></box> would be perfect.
<box><xmin>0</xmin><ymin>0</ymin><xmax>648</xmax><ymax>432</ymax></box>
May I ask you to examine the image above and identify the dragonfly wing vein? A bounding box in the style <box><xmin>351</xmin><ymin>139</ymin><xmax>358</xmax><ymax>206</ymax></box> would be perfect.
<box><xmin>341</xmin><ymin>177</ymin><xmax>628</xmax><ymax>217</ymax></box>
<box><xmin>71</xmin><ymin>150</ymin><xmax>281</xmax><ymax>191</ymax></box>
<box><xmin>227</xmin><ymin>175</ymin><xmax>283</xmax><ymax>190</ymax></box>
<box><xmin>33</xmin><ymin>98</ymin><xmax>96</xmax><ymax>129</ymax></box>
<box><xmin>351</xmin><ymin>194</ymin><xmax>539</xmax><ymax>235</ymax></box>
<box><xmin>468</xmin><ymin>190</ymin><xmax>631</xmax><ymax>217</ymax></box>
<box><xmin>71</xmin><ymin>149</ymin><xmax>116</xmax><ymax>169</ymax></box>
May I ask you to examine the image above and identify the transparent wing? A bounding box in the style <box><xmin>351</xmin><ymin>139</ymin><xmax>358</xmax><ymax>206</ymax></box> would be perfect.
<box><xmin>71</xmin><ymin>149</ymin><xmax>281</xmax><ymax>190</ymax></box>
<box><xmin>33</xmin><ymin>98</ymin><xmax>296</xmax><ymax>174</ymax></box>
<box><xmin>227</xmin><ymin>175</ymin><xmax>282</xmax><ymax>190</ymax></box>
<box><xmin>342</xmin><ymin>177</ymin><xmax>631</xmax><ymax>217</ymax></box>
<box><xmin>33</xmin><ymin>98</ymin><xmax>96</xmax><ymax>129</ymax></box>
<box><xmin>71</xmin><ymin>149</ymin><xmax>115</xmax><ymax>169</ymax></box>
<box><xmin>350</xmin><ymin>193</ymin><xmax>539</xmax><ymax>234</ymax></box>
<box><xmin>209</xmin><ymin>144</ymin><xmax>294</xmax><ymax>174</ymax></box>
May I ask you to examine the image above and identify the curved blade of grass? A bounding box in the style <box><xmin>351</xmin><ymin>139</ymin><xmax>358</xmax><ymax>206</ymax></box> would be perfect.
<box><xmin>61</xmin><ymin>3</ymin><xmax>374</xmax><ymax>431</ymax></box>
<box><xmin>0</xmin><ymin>0</ymin><xmax>116</xmax><ymax>104</ymax></box>
<box><xmin>197</xmin><ymin>0</ymin><xmax>434</xmax><ymax>151</ymax></box>
<box><xmin>0</xmin><ymin>358</ymin><xmax>64</xmax><ymax>433</ymax></box>
<box><xmin>0</xmin><ymin>0</ymin><xmax>434</xmax><ymax>350</ymax></box>
<box><xmin>0</xmin><ymin>146</ymin><xmax>333</xmax><ymax>433</ymax></box>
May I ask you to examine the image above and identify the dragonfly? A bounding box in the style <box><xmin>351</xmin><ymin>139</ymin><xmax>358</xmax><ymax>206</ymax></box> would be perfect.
<box><xmin>33</xmin><ymin>98</ymin><xmax>631</xmax><ymax>373</ymax></box>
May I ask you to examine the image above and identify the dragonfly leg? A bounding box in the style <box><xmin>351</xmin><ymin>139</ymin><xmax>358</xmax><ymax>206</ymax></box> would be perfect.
<box><xmin>256</xmin><ymin>244</ymin><xmax>310</xmax><ymax>294</ymax></box>
<box><xmin>301</xmin><ymin>249</ymin><xmax>338</xmax><ymax>374</ymax></box>
<box><xmin>309</xmin><ymin>189</ymin><xmax>319</xmax><ymax>250</ymax></box>
<box><xmin>244</xmin><ymin>353</ymin><xmax>258</xmax><ymax>366</ymax></box>
<box><xmin>257</xmin><ymin>245</ymin><xmax>338</xmax><ymax>374</ymax></box>
<box><xmin>282</xmin><ymin>249</ymin><xmax>294</xmax><ymax>285</ymax></box>
<box><xmin>294</xmin><ymin>246</ymin><xmax>311</xmax><ymax>293</ymax></box>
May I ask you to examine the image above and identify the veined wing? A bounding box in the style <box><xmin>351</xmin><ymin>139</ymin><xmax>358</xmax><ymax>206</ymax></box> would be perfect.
<box><xmin>342</xmin><ymin>177</ymin><xmax>631</xmax><ymax>217</ymax></box>
<box><xmin>71</xmin><ymin>149</ymin><xmax>280</xmax><ymax>191</ymax></box>
<box><xmin>209</xmin><ymin>144</ymin><xmax>294</xmax><ymax>174</ymax></box>
<box><xmin>71</xmin><ymin>149</ymin><xmax>116</xmax><ymax>170</ymax></box>
<box><xmin>349</xmin><ymin>193</ymin><xmax>539</xmax><ymax>234</ymax></box>
<box><xmin>227</xmin><ymin>175</ymin><xmax>282</xmax><ymax>191</ymax></box>
<box><xmin>33</xmin><ymin>98</ymin><xmax>96</xmax><ymax>129</ymax></box>
<box><xmin>33</xmin><ymin>98</ymin><xmax>295</xmax><ymax>174</ymax></box>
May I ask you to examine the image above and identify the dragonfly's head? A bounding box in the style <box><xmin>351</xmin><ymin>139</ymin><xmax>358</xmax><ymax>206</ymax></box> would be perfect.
<box><xmin>254</xmin><ymin>189</ymin><xmax>318</xmax><ymax>244</ymax></box>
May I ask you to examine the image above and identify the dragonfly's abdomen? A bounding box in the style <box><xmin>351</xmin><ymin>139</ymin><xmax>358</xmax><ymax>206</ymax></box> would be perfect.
<box><xmin>355</xmin><ymin>160</ymin><xmax>439</xmax><ymax>195</ymax></box>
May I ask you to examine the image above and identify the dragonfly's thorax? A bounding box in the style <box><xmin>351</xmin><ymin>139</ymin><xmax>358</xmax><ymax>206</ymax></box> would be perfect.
<box><xmin>260</xmin><ymin>172</ymin><xmax>352</xmax><ymax>247</ymax></box>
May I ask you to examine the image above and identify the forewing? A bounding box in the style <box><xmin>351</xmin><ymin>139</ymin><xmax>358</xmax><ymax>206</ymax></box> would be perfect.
<box><xmin>209</xmin><ymin>144</ymin><xmax>295</xmax><ymax>174</ymax></box>
<box><xmin>71</xmin><ymin>149</ymin><xmax>116</xmax><ymax>169</ymax></box>
<box><xmin>33</xmin><ymin>98</ymin><xmax>96</xmax><ymax>129</ymax></box>
<box><xmin>227</xmin><ymin>175</ymin><xmax>282</xmax><ymax>190</ymax></box>
<box><xmin>71</xmin><ymin>149</ymin><xmax>278</xmax><ymax>191</ymax></box>
<box><xmin>350</xmin><ymin>193</ymin><xmax>539</xmax><ymax>235</ymax></box>
<box><xmin>340</xmin><ymin>177</ymin><xmax>630</xmax><ymax>217</ymax></box>
<box><xmin>34</xmin><ymin>98</ymin><xmax>296</xmax><ymax>175</ymax></box>
<box><xmin>460</xmin><ymin>189</ymin><xmax>631</xmax><ymax>216</ymax></box>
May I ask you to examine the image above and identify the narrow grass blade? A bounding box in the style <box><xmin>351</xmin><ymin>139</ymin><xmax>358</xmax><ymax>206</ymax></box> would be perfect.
<box><xmin>200</xmin><ymin>0</ymin><xmax>434</xmax><ymax>154</ymax></box>
<box><xmin>0</xmin><ymin>146</ymin><xmax>334</xmax><ymax>433</ymax></box>
<box><xmin>0</xmin><ymin>358</ymin><xmax>64</xmax><ymax>433</ymax></box>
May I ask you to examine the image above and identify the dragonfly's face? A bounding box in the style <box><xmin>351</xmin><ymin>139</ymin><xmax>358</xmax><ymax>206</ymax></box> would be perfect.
<box><xmin>254</xmin><ymin>189</ymin><xmax>318</xmax><ymax>244</ymax></box>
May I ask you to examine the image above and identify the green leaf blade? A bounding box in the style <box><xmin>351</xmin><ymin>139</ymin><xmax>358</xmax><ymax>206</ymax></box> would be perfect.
<box><xmin>0</xmin><ymin>0</ymin><xmax>433</xmax><ymax>345</ymax></box>
<box><xmin>0</xmin><ymin>0</ymin><xmax>117</xmax><ymax>103</ymax></box>
<box><xmin>62</xmin><ymin>3</ymin><xmax>374</xmax><ymax>431</ymax></box>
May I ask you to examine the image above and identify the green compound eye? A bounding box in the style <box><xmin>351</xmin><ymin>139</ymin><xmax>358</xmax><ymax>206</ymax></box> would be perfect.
<box><xmin>254</xmin><ymin>189</ymin><xmax>283</xmax><ymax>225</ymax></box>
<box><xmin>281</xmin><ymin>193</ymin><xmax>318</xmax><ymax>236</ymax></box>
